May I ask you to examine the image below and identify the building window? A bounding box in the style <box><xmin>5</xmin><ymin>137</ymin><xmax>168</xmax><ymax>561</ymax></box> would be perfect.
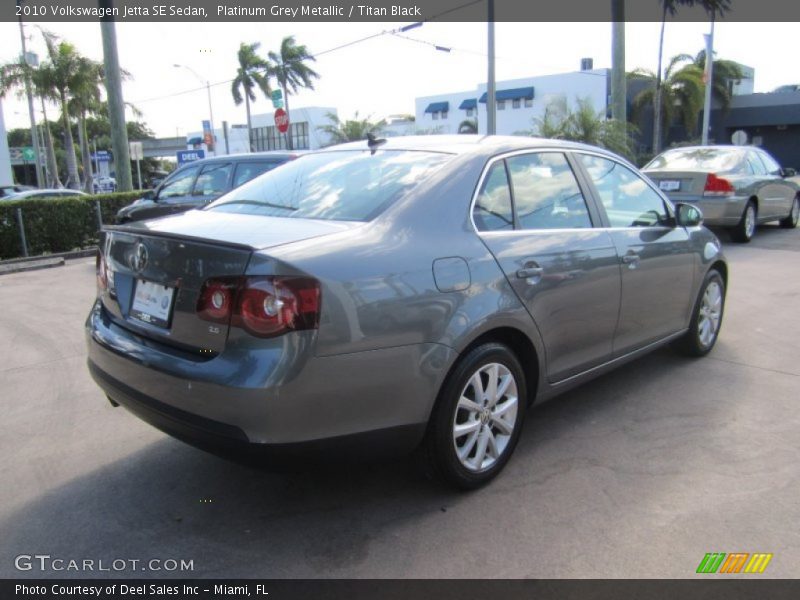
<box><xmin>441</xmin><ymin>111</ymin><xmax>448</xmax><ymax>120</ymax></box>
<box><xmin>252</xmin><ymin>122</ymin><xmax>309</xmax><ymax>151</ymax></box>
<box><xmin>524</xmin><ymin>98</ymin><xmax>533</xmax><ymax>108</ymax></box>
<box><xmin>432</xmin><ymin>111</ymin><xmax>439</xmax><ymax>120</ymax></box>
<box><xmin>497</xmin><ymin>100</ymin><xmax>506</xmax><ymax>110</ymax></box>
<box><xmin>512</xmin><ymin>98</ymin><xmax>521</xmax><ymax>109</ymax></box>
<box><xmin>466</xmin><ymin>108</ymin><xmax>474</xmax><ymax>117</ymax></box>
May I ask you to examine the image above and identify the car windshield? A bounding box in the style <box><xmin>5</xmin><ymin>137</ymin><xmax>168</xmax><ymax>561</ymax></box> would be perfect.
<box><xmin>645</xmin><ymin>148</ymin><xmax>744</xmax><ymax>172</ymax></box>
<box><xmin>206</xmin><ymin>150</ymin><xmax>452</xmax><ymax>221</ymax></box>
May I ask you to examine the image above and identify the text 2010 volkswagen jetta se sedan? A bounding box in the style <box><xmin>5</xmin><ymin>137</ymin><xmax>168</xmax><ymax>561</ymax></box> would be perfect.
<box><xmin>86</xmin><ymin>135</ymin><xmax>727</xmax><ymax>488</ymax></box>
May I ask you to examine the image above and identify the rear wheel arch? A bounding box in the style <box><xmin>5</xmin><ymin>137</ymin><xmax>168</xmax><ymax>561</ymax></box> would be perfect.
<box><xmin>448</xmin><ymin>327</ymin><xmax>540</xmax><ymax>408</ymax></box>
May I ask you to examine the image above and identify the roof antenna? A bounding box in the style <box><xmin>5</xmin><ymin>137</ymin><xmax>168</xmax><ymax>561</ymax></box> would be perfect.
<box><xmin>367</xmin><ymin>132</ymin><xmax>387</xmax><ymax>154</ymax></box>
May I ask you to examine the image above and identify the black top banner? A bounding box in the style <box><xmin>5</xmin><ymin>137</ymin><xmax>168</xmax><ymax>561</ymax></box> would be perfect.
<box><xmin>4</xmin><ymin>0</ymin><xmax>799</xmax><ymax>23</ymax></box>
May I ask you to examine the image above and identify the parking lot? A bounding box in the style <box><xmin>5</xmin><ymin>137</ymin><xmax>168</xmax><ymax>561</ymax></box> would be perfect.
<box><xmin>1</xmin><ymin>225</ymin><xmax>798</xmax><ymax>579</ymax></box>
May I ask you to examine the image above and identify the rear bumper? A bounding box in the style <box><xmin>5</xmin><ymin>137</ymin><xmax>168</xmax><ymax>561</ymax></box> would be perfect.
<box><xmin>85</xmin><ymin>300</ymin><xmax>454</xmax><ymax>456</ymax></box>
<box><xmin>672</xmin><ymin>195</ymin><xmax>748</xmax><ymax>226</ymax></box>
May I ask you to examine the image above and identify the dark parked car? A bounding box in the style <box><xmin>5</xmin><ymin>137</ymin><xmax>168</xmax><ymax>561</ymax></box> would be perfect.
<box><xmin>643</xmin><ymin>145</ymin><xmax>799</xmax><ymax>242</ymax></box>
<box><xmin>116</xmin><ymin>151</ymin><xmax>298</xmax><ymax>223</ymax></box>
<box><xmin>87</xmin><ymin>136</ymin><xmax>727</xmax><ymax>488</ymax></box>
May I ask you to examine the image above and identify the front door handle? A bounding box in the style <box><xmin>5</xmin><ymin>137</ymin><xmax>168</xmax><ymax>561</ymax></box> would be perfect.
<box><xmin>621</xmin><ymin>252</ymin><xmax>640</xmax><ymax>268</ymax></box>
<box><xmin>517</xmin><ymin>267</ymin><xmax>544</xmax><ymax>283</ymax></box>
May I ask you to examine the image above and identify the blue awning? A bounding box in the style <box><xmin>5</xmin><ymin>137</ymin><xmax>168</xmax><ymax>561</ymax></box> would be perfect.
<box><xmin>459</xmin><ymin>98</ymin><xmax>477</xmax><ymax>110</ymax></box>
<box><xmin>424</xmin><ymin>101</ymin><xmax>449</xmax><ymax>113</ymax></box>
<box><xmin>479</xmin><ymin>87</ymin><xmax>535</xmax><ymax>103</ymax></box>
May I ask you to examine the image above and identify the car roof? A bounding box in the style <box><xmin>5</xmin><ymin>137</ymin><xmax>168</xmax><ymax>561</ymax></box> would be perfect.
<box><xmin>175</xmin><ymin>151</ymin><xmax>299</xmax><ymax>169</ymax></box>
<box><xmin>314</xmin><ymin>134</ymin><xmax>625</xmax><ymax>162</ymax></box>
<box><xmin>4</xmin><ymin>189</ymin><xmax>87</xmax><ymax>199</ymax></box>
<box><xmin>657</xmin><ymin>145</ymin><xmax>747</xmax><ymax>155</ymax></box>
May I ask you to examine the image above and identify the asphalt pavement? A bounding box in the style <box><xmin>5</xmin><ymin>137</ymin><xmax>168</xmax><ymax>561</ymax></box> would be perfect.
<box><xmin>1</xmin><ymin>224</ymin><xmax>798</xmax><ymax>578</ymax></box>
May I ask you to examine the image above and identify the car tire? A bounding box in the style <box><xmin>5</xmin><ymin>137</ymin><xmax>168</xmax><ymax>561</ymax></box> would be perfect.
<box><xmin>779</xmin><ymin>196</ymin><xmax>799</xmax><ymax>229</ymax></box>
<box><xmin>673</xmin><ymin>269</ymin><xmax>725</xmax><ymax>357</ymax></box>
<box><xmin>730</xmin><ymin>201</ymin><xmax>757</xmax><ymax>243</ymax></box>
<box><xmin>421</xmin><ymin>343</ymin><xmax>527</xmax><ymax>490</ymax></box>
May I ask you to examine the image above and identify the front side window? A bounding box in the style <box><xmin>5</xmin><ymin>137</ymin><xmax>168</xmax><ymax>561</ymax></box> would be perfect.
<box><xmin>208</xmin><ymin>150</ymin><xmax>452</xmax><ymax>222</ymax></box>
<box><xmin>473</xmin><ymin>162</ymin><xmax>514</xmax><ymax>232</ymax></box>
<box><xmin>579</xmin><ymin>154</ymin><xmax>670</xmax><ymax>228</ymax></box>
<box><xmin>193</xmin><ymin>163</ymin><xmax>232</xmax><ymax>196</ymax></box>
<box><xmin>233</xmin><ymin>161</ymin><xmax>282</xmax><ymax>188</ymax></box>
<box><xmin>157</xmin><ymin>166</ymin><xmax>200</xmax><ymax>201</ymax></box>
<box><xmin>506</xmin><ymin>152</ymin><xmax>592</xmax><ymax>230</ymax></box>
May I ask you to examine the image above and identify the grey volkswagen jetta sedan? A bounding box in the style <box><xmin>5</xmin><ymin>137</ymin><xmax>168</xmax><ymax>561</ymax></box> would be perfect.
<box><xmin>86</xmin><ymin>135</ymin><xmax>727</xmax><ymax>488</ymax></box>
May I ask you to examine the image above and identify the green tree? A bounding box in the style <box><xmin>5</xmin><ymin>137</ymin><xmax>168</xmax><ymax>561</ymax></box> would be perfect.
<box><xmin>527</xmin><ymin>96</ymin><xmax>636</xmax><ymax>161</ymax></box>
<box><xmin>231</xmin><ymin>42</ymin><xmax>271</xmax><ymax>151</ymax></box>
<box><xmin>631</xmin><ymin>54</ymin><xmax>705</xmax><ymax>141</ymax></box>
<box><xmin>692</xmin><ymin>49</ymin><xmax>744</xmax><ymax>112</ymax></box>
<box><xmin>652</xmin><ymin>0</ymin><xmax>732</xmax><ymax>153</ymax></box>
<box><xmin>317</xmin><ymin>112</ymin><xmax>385</xmax><ymax>145</ymax></box>
<box><xmin>268</xmin><ymin>36</ymin><xmax>319</xmax><ymax>150</ymax></box>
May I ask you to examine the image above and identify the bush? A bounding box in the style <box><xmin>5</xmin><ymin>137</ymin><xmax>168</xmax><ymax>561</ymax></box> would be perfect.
<box><xmin>0</xmin><ymin>190</ymin><xmax>148</xmax><ymax>260</ymax></box>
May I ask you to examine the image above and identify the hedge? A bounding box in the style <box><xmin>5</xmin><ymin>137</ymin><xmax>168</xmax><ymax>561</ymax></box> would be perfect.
<box><xmin>0</xmin><ymin>190</ymin><xmax>148</xmax><ymax>260</ymax></box>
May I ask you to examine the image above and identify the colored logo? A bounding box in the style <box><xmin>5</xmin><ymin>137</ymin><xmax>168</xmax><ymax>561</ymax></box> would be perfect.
<box><xmin>696</xmin><ymin>552</ymin><xmax>773</xmax><ymax>574</ymax></box>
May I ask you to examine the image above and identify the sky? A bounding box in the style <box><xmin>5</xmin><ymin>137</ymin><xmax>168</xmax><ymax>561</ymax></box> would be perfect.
<box><xmin>0</xmin><ymin>20</ymin><xmax>796</xmax><ymax>139</ymax></box>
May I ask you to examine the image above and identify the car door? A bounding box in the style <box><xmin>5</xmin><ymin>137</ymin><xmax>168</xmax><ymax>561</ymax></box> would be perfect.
<box><xmin>474</xmin><ymin>151</ymin><xmax>621</xmax><ymax>382</ymax></box>
<box><xmin>753</xmin><ymin>149</ymin><xmax>795</xmax><ymax>219</ymax></box>
<box><xmin>576</xmin><ymin>153</ymin><xmax>696</xmax><ymax>356</ymax></box>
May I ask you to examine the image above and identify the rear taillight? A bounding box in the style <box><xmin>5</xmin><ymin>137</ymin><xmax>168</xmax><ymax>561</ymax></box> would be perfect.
<box><xmin>703</xmin><ymin>173</ymin><xmax>735</xmax><ymax>197</ymax></box>
<box><xmin>96</xmin><ymin>250</ymin><xmax>108</xmax><ymax>291</ymax></box>
<box><xmin>197</xmin><ymin>276</ymin><xmax>320</xmax><ymax>338</ymax></box>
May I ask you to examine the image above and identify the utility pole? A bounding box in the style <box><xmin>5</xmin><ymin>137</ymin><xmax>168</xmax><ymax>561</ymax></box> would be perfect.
<box><xmin>17</xmin><ymin>5</ymin><xmax>44</xmax><ymax>187</ymax></box>
<box><xmin>99</xmin><ymin>1</ymin><xmax>132</xmax><ymax>191</ymax></box>
<box><xmin>701</xmin><ymin>11</ymin><xmax>716</xmax><ymax>146</ymax></box>
<box><xmin>611</xmin><ymin>0</ymin><xmax>626</xmax><ymax>133</ymax></box>
<box><xmin>486</xmin><ymin>0</ymin><xmax>496</xmax><ymax>135</ymax></box>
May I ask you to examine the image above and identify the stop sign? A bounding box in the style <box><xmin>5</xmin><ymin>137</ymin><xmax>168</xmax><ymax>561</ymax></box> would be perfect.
<box><xmin>274</xmin><ymin>108</ymin><xmax>289</xmax><ymax>133</ymax></box>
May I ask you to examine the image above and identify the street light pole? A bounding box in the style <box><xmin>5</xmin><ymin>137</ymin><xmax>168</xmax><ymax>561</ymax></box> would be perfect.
<box><xmin>486</xmin><ymin>0</ymin><xmax>496</xmax><ymax>135</ymax></box>
<box><xmin>17</xmin><ymin>10</ymin><xmax>44</xmax><ymax>187</ymax></box>
<box><xmin>701</xmin><ymin>12</ymin><xmax>716</xmax><ymax>146</ymax></box>
<box><xmin>174</xmin><ymin>64</ymin><xmax>215</xmax><ymax>156</ymax></box>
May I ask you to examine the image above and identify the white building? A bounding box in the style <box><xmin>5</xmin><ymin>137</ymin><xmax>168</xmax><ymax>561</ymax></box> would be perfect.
<box><xmin>0</xmin><ymin>99</ymin><xmax>14</xmax><ymax>186</ymax></box>
<box><xmin>415</xmin><ymin>65</ymin><xmax>611</xmax><ymax>136</ymax></box>
<box><xmin>187</xmin><ymin>106</ymin><xmax>339</xmax><ymax>155</ymax></box>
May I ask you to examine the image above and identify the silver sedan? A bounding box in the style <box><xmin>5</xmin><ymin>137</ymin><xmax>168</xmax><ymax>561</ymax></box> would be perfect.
<box><xmin>643</xmin><ymin>145</ymin><xmax>799</xmax><ymax>242</ymax></box>
<box><xmin>86</xmin><ymin>136</ymin><xmax>728</xmax><ymax>489</ymax></box>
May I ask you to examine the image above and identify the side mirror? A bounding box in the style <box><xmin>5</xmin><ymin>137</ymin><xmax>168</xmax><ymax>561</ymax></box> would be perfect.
<box><xmin>675</xmin><ymin>202</ymin><xmax>704</xmax><ymax>228</ymax></box>
<box><xmin>781</xmin><ymin>167</ymin><xmax>796</xmax><ymax>178</ymax></box>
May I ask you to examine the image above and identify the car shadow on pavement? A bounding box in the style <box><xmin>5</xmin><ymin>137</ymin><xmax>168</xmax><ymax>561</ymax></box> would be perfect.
<box><xmin>1</xmin><ymin>347</ymin><xmax>727</xmax><ymax>578</ymax></box>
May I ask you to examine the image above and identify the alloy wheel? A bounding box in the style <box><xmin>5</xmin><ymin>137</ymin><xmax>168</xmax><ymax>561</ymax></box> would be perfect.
<box><xmin>452</xmin><ymin>362</ymin><xmax>519</xmax><ymax>472</ymax></box>
<box><xmin>698</xmin><ymin>281</ymin><xmax>723</xmax><ymax>348</ymax></box>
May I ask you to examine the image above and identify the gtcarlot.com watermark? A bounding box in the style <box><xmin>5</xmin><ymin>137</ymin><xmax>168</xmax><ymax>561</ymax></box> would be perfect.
<box><xmin>14</xmin><ymin>554</ymin><xmax>194</xmax><ymax>573</ymax></box>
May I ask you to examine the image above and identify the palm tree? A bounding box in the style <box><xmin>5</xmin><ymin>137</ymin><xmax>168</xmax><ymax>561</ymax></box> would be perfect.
<box><xmin>317</xmin><ymin>112</ymin><xmax>385</xmax><ymax>145</ymax></box>
<box><xmin>39</xmin><ymin>31</ymin><xmax>89</xmax><ymax>189</ymax></box>
<box><xmin>528</xmin><ymin>96</ymin><xmax>636</xmax><ymax>161</ymax></box>
<box><xmin>268</xmin><ymin>36</ymin><xmax>319</xmax><ymax>149</ymax></box>
<box><xmin>631</xmin><ymin>54</ymin><xmax>705</xmax><ymax>142</ymax></box>
<box><xmin>68</xmin><ymin>58</ymin><xmax>104</xmax><ymax>193</ymax></box>
<box><xmin>231</xmin><ymin>42</ymin><xmax>271</xmax><ymax>152</ymax></box>
<box><xmin>692</xmin><ymin>50</ymin><xmax>744</xmax><ymax>113</ymax></box>
<box><xmin>458</xmin><ymin>119</ymin><xmax>478</xmax><ymax>134</ymax></box>
<box><xmin>652</xmin><ymin>0</ymin><xmax>731</xmax><ymax>153</ymax></box>
<box><xmin>0</xmin><ymin>54</ymin><xmax>62</xmax><ymax>187</ymax></box>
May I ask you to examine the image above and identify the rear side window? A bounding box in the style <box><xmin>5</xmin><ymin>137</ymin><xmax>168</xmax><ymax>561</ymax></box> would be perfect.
<box><xmin>193</xmin><ymin>163</ymin><xmax>233</xmax><ymax>196</ymax></box>
<box><xmin>506</xmin><ymin>152</ymin><xmax>592</xmax><ymax>230</ymax></box>
<box><xmin>579</xmin><ymin>154</ymin><xmax>670</xmax><ymax>228</ymax></box>
<box><xmin>756</xmin><ymin>150</ymin><xmax>782</xmax><ymax>175</ymax></box>
<box><xmin>233</xmin><ymin>161</ymin><xmax>282</xmax><ymax>188</ymax></box>
<box><xmin>208</xmin><ymin>150</ymin><xmax>452</xmax><ymax>222</ymax></box>
<box><xmin>746</xmin><ymin>152</ymin><xmax>767</xmax><ymax>176</ymax></box>
<box><xmin>473</xmin><ymin>162</ymin><xmax>514</xmax><ymax>231</ymax></box>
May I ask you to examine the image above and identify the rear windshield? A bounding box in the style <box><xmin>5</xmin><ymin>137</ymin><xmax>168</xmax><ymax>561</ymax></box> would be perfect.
<box><xmin>206</xmin><ymin>150</ymin><xmax>452</xmax><ymax>221</ymax></box>
<box><xmin>644</xmin><ymin>148</ymin><xmax>744</xmax><ymax>172</ymax></box>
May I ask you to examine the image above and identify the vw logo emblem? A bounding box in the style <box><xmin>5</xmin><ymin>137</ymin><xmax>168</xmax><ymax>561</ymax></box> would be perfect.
<box><xmin>131</xmin><ymin>242</ymin><xmax>149</xmax><ymax>272</ymax></box>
